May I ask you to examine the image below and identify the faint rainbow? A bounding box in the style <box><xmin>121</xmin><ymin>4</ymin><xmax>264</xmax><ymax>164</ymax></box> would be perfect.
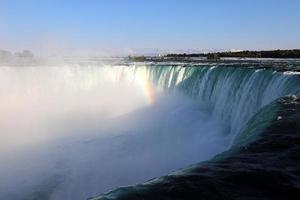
<box><xmin>136</xmin><ymin>69</ymin><xmax>156</xmax><ymax>105</ymax></box>
<box><xmin>143</xmin><ymin>80</ymin><xmax>156</xmax><ymax>104</ymax></box>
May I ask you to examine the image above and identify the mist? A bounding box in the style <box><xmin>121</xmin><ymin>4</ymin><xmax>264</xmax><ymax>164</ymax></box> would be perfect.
<box><xmin>0</xmin><ymin>65</ymin><xmax>229</xmax><ymax>200</ymax></box>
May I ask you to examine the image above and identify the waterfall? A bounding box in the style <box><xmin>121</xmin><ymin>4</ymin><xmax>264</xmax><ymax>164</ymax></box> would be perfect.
<box><xmin>0</xmin><ymin>63</ymin><xmax>299</xmax><ymax>200</ymax></box>
<box><xmin>135</xmin><ymin>65</ymin><xmax>300</xmax><ymax>142</ymax></box>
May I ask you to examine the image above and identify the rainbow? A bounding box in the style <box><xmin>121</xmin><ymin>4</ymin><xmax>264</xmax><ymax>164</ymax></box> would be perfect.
<box><xmin>142</xmin><ymin>80</ymin><xmax>156</xmax><ymax>105</ymax></box>
<box><xmin>135</xmin><ymin>69</ymin><xmax>156</xmax><ymax>105</ymax></box>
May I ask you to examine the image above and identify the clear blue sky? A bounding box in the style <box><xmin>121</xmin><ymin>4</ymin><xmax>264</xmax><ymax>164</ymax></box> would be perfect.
<box><xmin>0</xmin><ymin>0</ymin><xmax>299</xmax><ymax>56</ymax></box>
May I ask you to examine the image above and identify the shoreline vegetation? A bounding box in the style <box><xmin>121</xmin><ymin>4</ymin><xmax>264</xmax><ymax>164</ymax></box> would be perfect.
<box><xmin>0</xmin><ymin>49</ymin><xmax>36</xmax><ymax>65</ymax></box>
<box><xmin>129</xmin><ymin>49</ymin><xmax>300</xmax><ymax>62</ymax></box>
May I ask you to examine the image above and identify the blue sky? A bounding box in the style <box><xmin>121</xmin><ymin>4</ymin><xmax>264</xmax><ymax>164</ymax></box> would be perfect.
<box><xmin>0</xmin><ymin>0</ymin><xmax>299</xmax><ymax>56</ymax></box>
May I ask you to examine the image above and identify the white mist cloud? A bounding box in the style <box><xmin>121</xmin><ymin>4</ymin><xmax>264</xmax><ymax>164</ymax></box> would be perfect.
<box><xmin>0</xmin><ymin>65</ymin><xmax>230</xmax><ymax>200</ymax></box>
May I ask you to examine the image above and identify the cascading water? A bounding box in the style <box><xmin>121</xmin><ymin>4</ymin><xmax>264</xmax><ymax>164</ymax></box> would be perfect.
<box><xmin>0</xmin><ymin>61</ymin><xmax>299</xmax><ymax>200</ymax></box>
<box><xmin>138</xmin><ymin>65</ymin><xmax>300</xmax><ymax>141</ymax></box>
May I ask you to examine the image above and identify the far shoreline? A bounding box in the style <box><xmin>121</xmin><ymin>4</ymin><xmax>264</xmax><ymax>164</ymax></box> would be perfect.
<box><xmin>129</xmin><ymin>49</ymin><xmax>300</xmax><ymax>62</ymax></box>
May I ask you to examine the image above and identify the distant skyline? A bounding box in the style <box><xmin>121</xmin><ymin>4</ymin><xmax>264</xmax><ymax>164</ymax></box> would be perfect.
<box><xmin>0</xmin><ymin>0</ymin><xmax>300</xmax><ymax>56</ymax></box>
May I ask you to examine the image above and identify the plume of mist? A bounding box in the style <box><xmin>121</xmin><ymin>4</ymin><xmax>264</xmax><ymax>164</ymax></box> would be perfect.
<box><xmin>0</xmin><ymin>65</ymin><xmax>229</xmax><ymax>200</ymax></box>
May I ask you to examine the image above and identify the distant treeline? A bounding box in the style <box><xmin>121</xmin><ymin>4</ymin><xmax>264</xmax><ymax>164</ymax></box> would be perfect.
<box><xmin>166</xmin><ymin>49</ymin><xmax>300</xmax><ymax>58</ymax></box>
<box><xmin>0</xmin><ymin>49</ymin><xmax>36</xmax><ymax>65</ymax></box>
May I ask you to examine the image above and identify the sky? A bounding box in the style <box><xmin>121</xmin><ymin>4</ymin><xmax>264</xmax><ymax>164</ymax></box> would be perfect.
<box><xmin>0</xmin><ymin>0</ymin><xmax>299</xmax><ymax>56</ymax></box>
